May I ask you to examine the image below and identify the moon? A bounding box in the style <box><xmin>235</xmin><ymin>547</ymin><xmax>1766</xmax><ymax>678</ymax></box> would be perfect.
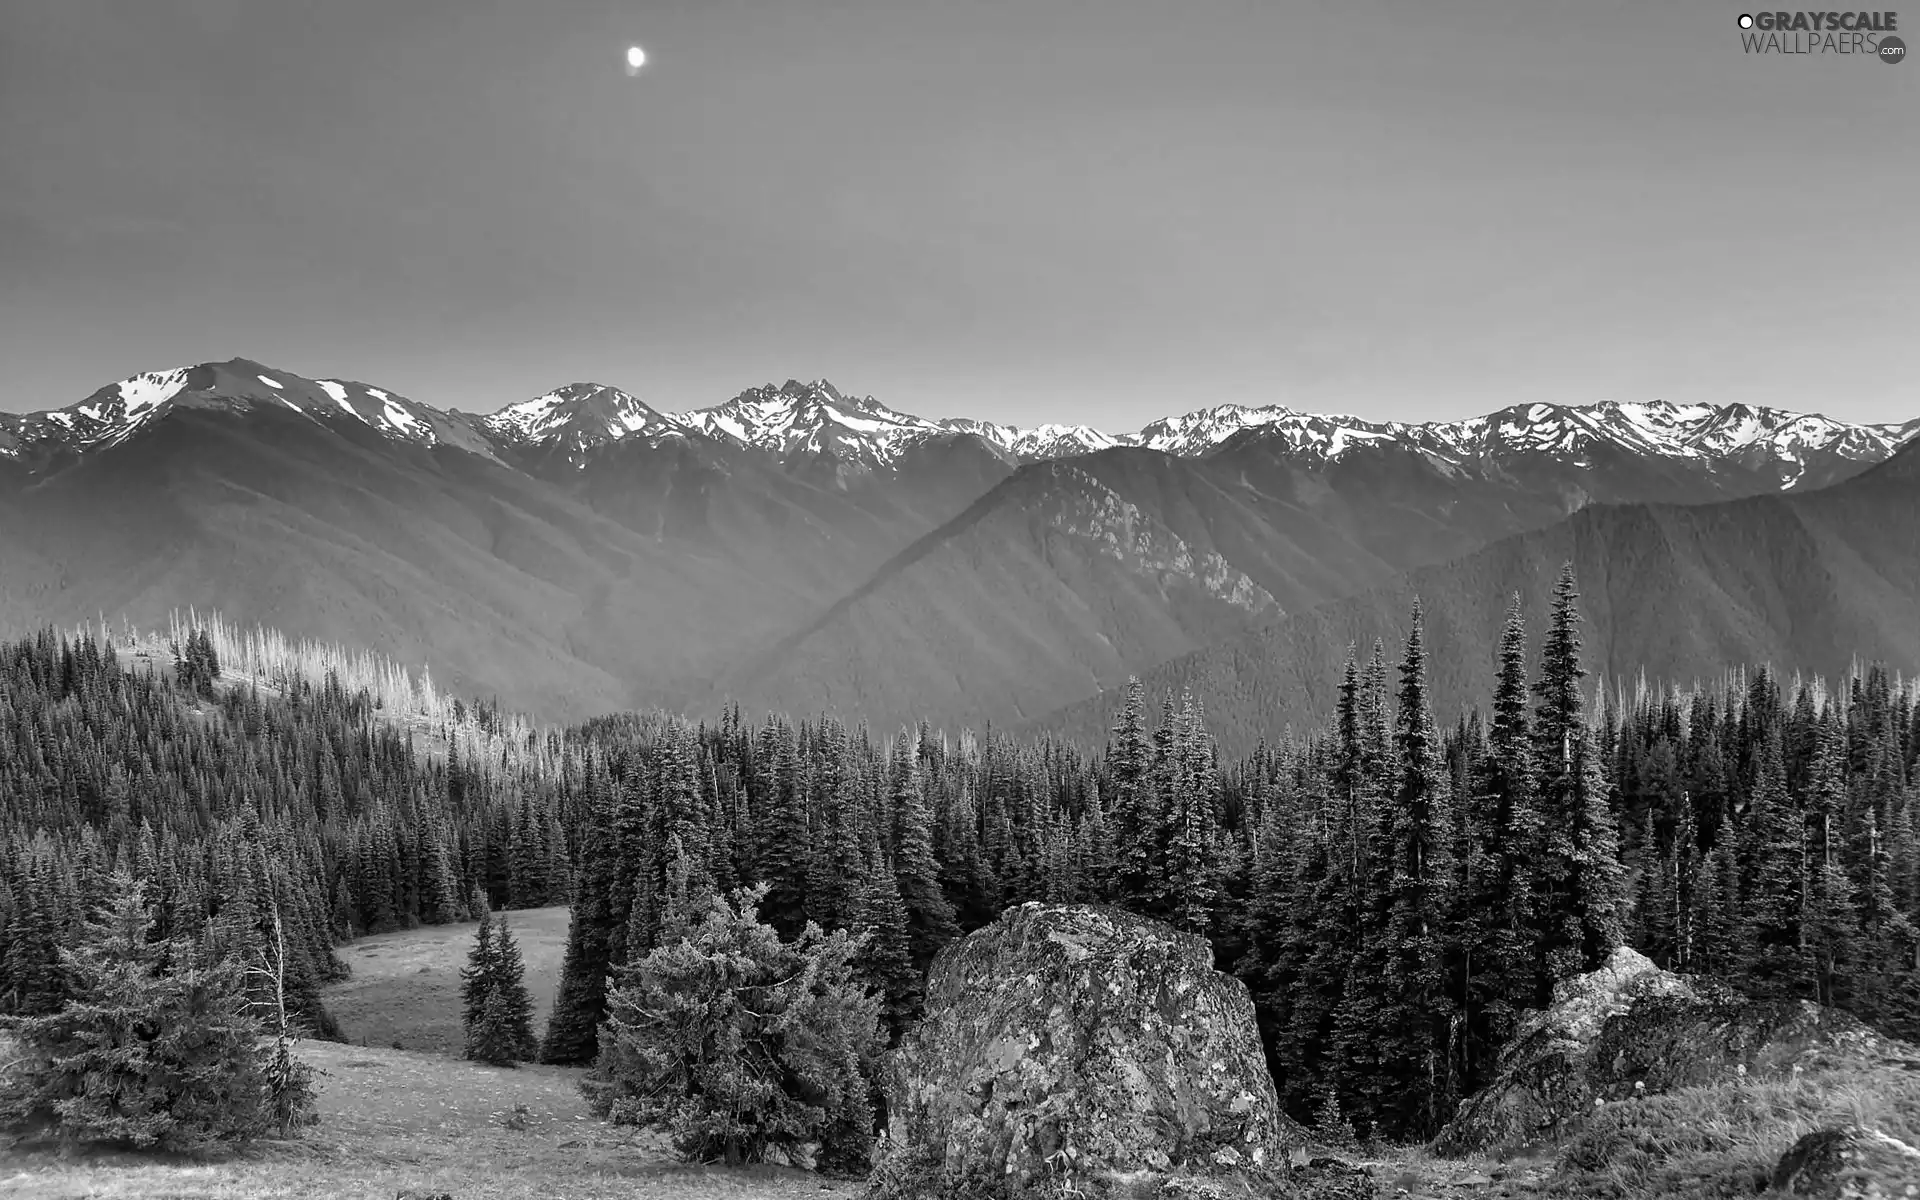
<box><xmin>624</xmin><ymin>45</ymin><xmax>646</xmax><ymax>74</ymax></box>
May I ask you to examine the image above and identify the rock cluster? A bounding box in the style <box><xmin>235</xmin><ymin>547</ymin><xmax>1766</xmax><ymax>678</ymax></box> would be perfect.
<box><xmin>1433</xmin><ymin>946</ymin><xmax>1894</xmax><ymax>1155</ymax></box>
<box><xmin>884</xmin><ymin>902</ymin><xmax>1305</xmax><ymax>1190</ymax></box>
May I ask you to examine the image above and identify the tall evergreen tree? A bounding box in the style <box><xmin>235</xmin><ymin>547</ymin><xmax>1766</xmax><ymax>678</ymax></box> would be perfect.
<box><xmin>1164</xmin><ymin>692</ymin><xmax>1221</xmax><ymax>935</ymax></box>
<box><xmin>1802</xmin><ymin>712</ymin><xmax>1860</xmax><ymax>1008</ymax></box>
<box><xmin>888</xmin><ymin>729</ymin><xmax>958</xmax><ymax>975</ymax></box>
<box><xmin>470</xmin><ymin>916</ymin><xmax>538</xmax><ymax>1066</ymax></box>
<box><xmin>459</xmin><ymin>910</ymin><xmax>500</xmax><ymax>1056</ymax></box>
<box><xmin>1338</xmin><ymin>602</ymin><xmax>1457</xmax><ymax>1138</ymax></box>
<box><xmin>1532</xmin><ymin>564</ymin><xmax>1625</xmax><ymax>981</ymax></box>
<box><xmin>1740</xmin><ymin>721</ymin><xmax>1811</xmax><ymax>1001</ymax></box>
<box><xmin>1464</xmin><ymin>593</ymin><xmax>1543</xmax><ymax>1081</ymax></box>
<box><xmin>1109</xmin><ymin>678</ymin><xmax>1157</xmax><ymax>910</ymax></box>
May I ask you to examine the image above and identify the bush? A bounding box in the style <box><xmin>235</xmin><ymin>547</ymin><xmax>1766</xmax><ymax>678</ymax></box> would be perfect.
<box><xmin>1311</xmin><ymin>1086</ymin><xmax>1358</xmax><ymax>1148</ymax></box>
<box><xmin>0</xmin><ymin>871</ymin><xmax>302</xmax><ymax>1153</ymax></box>
<box><xmin>592</xmin><ymin>875</ymin><xmax>885</xmax><ymax>1168</ymax></box>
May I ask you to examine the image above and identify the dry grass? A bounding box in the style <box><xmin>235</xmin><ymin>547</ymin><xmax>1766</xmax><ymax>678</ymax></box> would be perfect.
<box><xmin>1257</xmin><ymin>1032</ymin><xmax>1920</xmax><ymax>1200</ymax></box>
<box><xmin>0</xmin><ymin>1040</ymin><xmax>857</xmax><ymax>1200</ymax></box>
<box><xmin>323</xmin><ymin>906</ymin><xmax>574</xmax><ymax>1057</ymax></box>
<box><xmin>1532</xmin><ymin>1052</ymin><xmax>1920</xmax><ymax>1199</ymax></box>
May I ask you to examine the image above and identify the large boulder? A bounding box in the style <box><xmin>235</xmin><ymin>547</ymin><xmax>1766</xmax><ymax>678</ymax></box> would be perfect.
<box><xmin>885</xmin><ymin>903</ymin><xmax>1304</xmax><ymax>1190</ymax></box>
<box><xmin>1434</xmin><ymin>946</ymin><xmax>1904</xmax><ymax>1155</ymax></box>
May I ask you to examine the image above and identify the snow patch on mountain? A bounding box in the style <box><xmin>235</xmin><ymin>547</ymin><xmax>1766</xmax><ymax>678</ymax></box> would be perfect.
<box><xmin>119</xmin><ymin>369</ymin><xmax>191</xmax><ymax>418</ymax></box>
<box><xmin>316</xmin><ymin>380</ymin><xmax>355</xmax><ymax>413</ymax></box>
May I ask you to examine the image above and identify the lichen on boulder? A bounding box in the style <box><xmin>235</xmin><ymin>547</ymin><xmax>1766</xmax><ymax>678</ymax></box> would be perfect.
<box><xmin>883</xmin><ymin>902</ymin><xmax>1305</xmax><ymax>1191</ymax></box>
<box><xmin>1433</xmin><ymin>946</ymin><xmax>1899</xmax><ymax>1156</ymax></box>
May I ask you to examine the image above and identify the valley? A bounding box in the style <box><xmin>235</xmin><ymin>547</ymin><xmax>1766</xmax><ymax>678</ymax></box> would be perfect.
<box><xmin>3</xmin><ymin>359</ymin><xmax>1916</xmax><ymax>738</ymax></box>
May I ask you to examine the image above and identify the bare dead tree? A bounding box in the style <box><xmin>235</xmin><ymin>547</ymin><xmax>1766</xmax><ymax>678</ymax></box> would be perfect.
<box><xmin>243</xmin><ymin>894</ymin><xmax>318</xmax><ymax>1137</ymax></box>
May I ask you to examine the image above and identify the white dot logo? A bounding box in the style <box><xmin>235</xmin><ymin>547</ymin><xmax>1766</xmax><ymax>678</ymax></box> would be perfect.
<box><xmin>1738</xmin><ymin>13</ymin><xmax>1754</xmax><ymax>28</ymax></box>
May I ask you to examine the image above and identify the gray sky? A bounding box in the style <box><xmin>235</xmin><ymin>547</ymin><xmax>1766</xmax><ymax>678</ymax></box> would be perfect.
<box><xmin>2</xmin><ymin>0</ymin><xmax>1914</xmax><ymax>427</ymax></box>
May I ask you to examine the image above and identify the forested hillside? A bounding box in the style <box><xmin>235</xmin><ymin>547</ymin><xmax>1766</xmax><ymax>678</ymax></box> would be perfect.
<box><xmin>1042</xmin><ymin>435</ymin><xmax>1920</xmax><ymax>755</ymax></box>
<box><xmin>4</xmin><ymin>571</ymin><xmax>1918</xmax><ymax>1143</ymax></box>
<box><xmin>0</xmin><ymin>628</ymin><xmax>580</xmax><ymax>1034</ymax></box>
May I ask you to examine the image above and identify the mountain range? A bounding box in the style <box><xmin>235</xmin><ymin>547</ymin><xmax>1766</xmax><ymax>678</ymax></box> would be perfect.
<box><xmin>7</xmin><ymin>361</ymin><xmax>1913</xmax><ymax>482</ymax></box>
<box><xmin>2</xmin><ymin>357</ymin><xmax>1915</xmax><ymax>738</ymax></box>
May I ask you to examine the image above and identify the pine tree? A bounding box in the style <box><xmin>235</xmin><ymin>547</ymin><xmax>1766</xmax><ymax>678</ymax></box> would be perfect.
<box><xmin>806</xmin><ymin>726</ymin><xmax>866</xmax><ymax>933</ymax></box>
<box><xmin>856</xmin><ymin>840</ymin><xmax>918</xmax><ymax>1043</ymax></box>
<box><xmin>543</xmin><ymin>762</ymin><xmax>619</xmax><ymax>1064</ymax></box>
<box><xmin>1739</xmin><ymin>722</ymin><xmax>1810</xmax><ymax>1001</ymax></box>
<box><xmin>509</xmin><ymin>799</ymin><xmax>551</xmax><ymax>908</ymax></box>
<box><xmin>1566</xmin><ymin>718</ymin><xmax>1627</xmax><ymax>968</ymax></box>
<box><xmin>888</xmin><ymin>729</ymin><xmax>958</xmax><ymax>975</ymax></box>
<box><xmin>460</xmin><ymin>910</ymin><xmax>500</xmax><ymax>1056</ymax></box>
<box><xmin>754</xmin><ymin>719</ymin><xmax>812</xmax><ymax>939</ymax></box>
<box><xmin>2</xmin><ymin>871</ymin><xmax>277</xmax><ymax>1151</ymax></box>
<box><xmin>1466</xmin><ymin>593</ymin><xmax>1545</xmax><ymax>1077</ymax></box>
<box><xmin>1109</xmin><ymin>678</ymin><xmax>1158</xmax><ymax>910</ymax></box>
<box><xmin>1343</xmin><ymin>602</ymin><xmax>1457</xmax><ymax>1138</ymax></box>
<box><xmin>469</xmin><ymin>916</ymin><xmax>537</xmax><ymax>1066</ymax></box>
<box><xmin>1533</xmin><ymin>564</ymin><xmax>1625</xmax><ymax>981</ymax></box>
<box><xmin>1164</xmin><ymin>692</ymin><xmax>1221</xmax><ymax>935</ymax></box>
<box><xmin>1802</xmin><ymin>712</ymin><xmax>1859</xmax><ymax>1008</ymax></box>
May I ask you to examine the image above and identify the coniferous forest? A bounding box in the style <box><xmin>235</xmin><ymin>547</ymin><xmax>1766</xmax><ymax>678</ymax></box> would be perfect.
<box><xmin>2</xmin><ymin>565</ymin><xmax>1918</xmax><ymax>1144</ymax></box>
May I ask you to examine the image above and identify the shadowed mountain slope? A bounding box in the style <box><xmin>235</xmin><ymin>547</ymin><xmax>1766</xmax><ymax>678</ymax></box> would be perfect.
<box><xmin>5</xmin><ymin>358</ymin><xmax>1914</xmax><ymax>733</ymax></box>
<box><xmin>701</xmin><ymin>430</ymin><xmax>1842</xmax><ymax>731</ymax></box>
<box><xmin>1037</xmin><ymin>438</ymin><xmax>1920</xmax><ymax>756</ymax></box>
<box><xmin>0</xmin><ymin>406</ymin><xmax>1002</xmax><ymax>721</ymax></box>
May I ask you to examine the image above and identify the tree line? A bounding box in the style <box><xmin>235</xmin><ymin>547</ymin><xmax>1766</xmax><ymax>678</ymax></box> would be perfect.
<box><xmin>2</xmin><ymin>562</ymin><xmax>1917</xmax><ymax>1147</ymax></box>
<box><xmin>0</xmin><ymin>628</ymin><xmax>576</xmax><ymax>1035</ymax></box>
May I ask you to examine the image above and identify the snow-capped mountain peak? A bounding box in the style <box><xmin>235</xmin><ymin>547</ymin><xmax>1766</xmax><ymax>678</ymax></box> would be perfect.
<box><xmin>1127</xmin><ymin>404</ymin><xmax>1306</xmax><ymax>457</ymax></box>
<box><xmin>675</xmin><ymin>379</ymin><xmax>947</xmax><ymax>464</ymax></box>
<box><xmin>937</xmin><ymin>418</ymin><xmax>1124</xmax><ymax>460</ymax></box>
<box><xmin>0</xmin><ymin>359</ymin><xmax>468</xmax><ymax>463</ymax></box>
<box><xmin>480</xmin><ymin>383</ymin><xmax>684</xmax><ymax>450</ymax></box>
<box><xmin>1121</xmin><ymin>396</ymin><xmax>1920</xmax><ymax>486</ymax></box>
<box><xmin>7</xmin><ymin>361</ymin><xmax>1915</xmax><ymax>495</ymax></box>
<box><xmin>1</xmin><ymin>367</ymin><xmax>197</xmax><ymax>453</ymax></box>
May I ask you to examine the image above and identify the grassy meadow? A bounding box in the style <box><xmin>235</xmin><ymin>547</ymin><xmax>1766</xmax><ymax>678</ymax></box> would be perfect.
<box><xmin>325</xmin><ymin>906</ymin><xmax>574</xmax><ymax>1057</ymax></box>
<box><xmin>2</xmin><ymin>908</ymin><xmax>1915</xmax><ymax>1198</ymax></box>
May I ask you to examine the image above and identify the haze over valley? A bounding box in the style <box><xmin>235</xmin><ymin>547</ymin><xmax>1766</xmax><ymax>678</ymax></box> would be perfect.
<box><xmin>4</xmin><ymin>357</ymin><xmax>1915</xmax><ymax>739</ymax></box>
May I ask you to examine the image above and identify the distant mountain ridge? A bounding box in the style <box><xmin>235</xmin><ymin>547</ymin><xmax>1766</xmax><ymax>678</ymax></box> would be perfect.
<box><xmin>1035</xmin><ymin>438</ymin><xmax>1920</xmax><ymax>756</ymax></box>
<box><xmin>2</xmin><ymin>356</ymin><xmax>1915</xmax><ymax>735</ymax></box>
<box><xmin>4</xmin><ymin>360</ymin><xmax>1914</xmax><ymax>489</ymax></box>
